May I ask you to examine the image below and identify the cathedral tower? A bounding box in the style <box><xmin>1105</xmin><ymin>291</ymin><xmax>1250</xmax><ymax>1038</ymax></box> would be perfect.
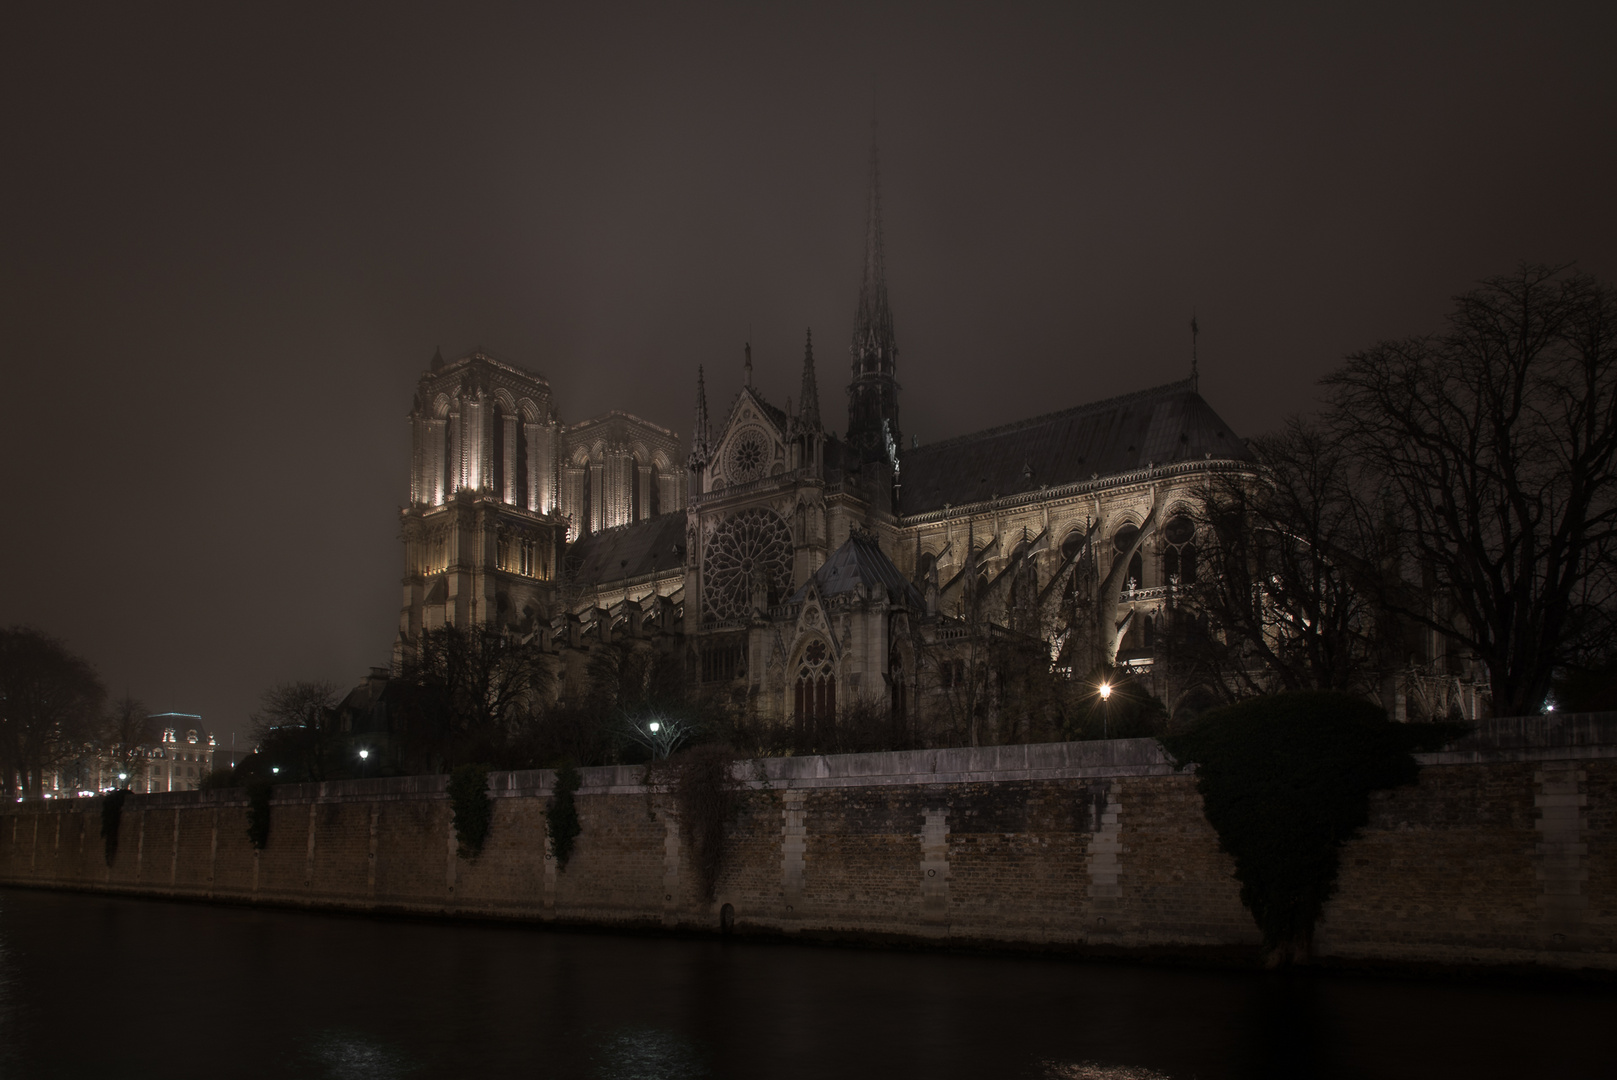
<box><xmin>846</xmin><ymin>137</ymin><xmax>901</xmax><ymax>461</ymax></box>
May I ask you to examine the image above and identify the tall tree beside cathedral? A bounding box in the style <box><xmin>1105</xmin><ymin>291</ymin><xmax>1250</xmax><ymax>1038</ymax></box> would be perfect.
<box><xmin>1324</xmin><ymin>265</ymin><xmax>1617</xmax><ymax>716</ymax></box>
<box><xmin>0</xmin><ymin>627</ymin><xmax>106</xmax><ymax>799</ymax></box>
<box><xmin>392</xmin><ymin>625</ymin><xmax>553</xmax><ymax>771</ymax></box>
<box><xmin>1169</xmin><ymin>419</ymin><xmax>1386</xmax><ymax>701</ymax></box>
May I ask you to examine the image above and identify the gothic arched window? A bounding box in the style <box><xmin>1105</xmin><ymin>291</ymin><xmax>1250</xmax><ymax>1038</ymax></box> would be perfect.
<box><xmin>1060</xmin><ymin>527</ymin><xmax>1087</xmax><ymax>564</ymax></box>
<box><xmin>1162</xmin><ymin>513</ymin><xmax>1198</xmax><ymax>586</ymax></box>
<box><xmin>794</xmin><ymin>638</ymin><xmax>837</xmax><ymax>741</ymax></box>
<box><xmin>1114</xmin><ymin>523</ymin><xmax>1143</xmax><ymax>590</ymax></box>
<box><xmin>701</xmin><ymin>508</ymin><xmax>793</xmax><ymax>623</ymax></box>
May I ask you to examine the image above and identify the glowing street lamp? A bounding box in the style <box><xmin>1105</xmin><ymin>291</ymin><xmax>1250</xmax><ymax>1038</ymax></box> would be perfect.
<box><xmin>358</xmin><ymin>748</ymin><xmax>370</xmax><ymax>779</ymax></box>
<box><xmin>1097</xmin><ymin>681</ymin><xmax>1113</xmax><ymax>740</ymax></box>
<box><xmin>1098</xmin><ymin>683</ymin><xmax>1112</xmax><ymax>701</ymax></box>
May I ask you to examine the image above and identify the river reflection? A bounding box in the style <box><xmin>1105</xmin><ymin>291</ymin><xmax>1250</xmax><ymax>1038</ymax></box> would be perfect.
<box><xmin>0</xmin><ymin>888</ymin><xmax>1610</xmax><ymax>1079</ymax></box>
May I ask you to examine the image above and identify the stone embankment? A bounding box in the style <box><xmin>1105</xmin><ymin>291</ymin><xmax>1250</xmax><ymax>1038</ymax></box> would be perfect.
<box><xmin>2</xmin><ymin>715</ymin><xmax>1612</xmax><ymax>971</ymax></box>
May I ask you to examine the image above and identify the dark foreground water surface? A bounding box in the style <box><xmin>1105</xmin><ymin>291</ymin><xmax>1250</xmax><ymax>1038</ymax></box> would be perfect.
<box><xmin>1</xmin><ymin>889</ymin><xmax>1612</xmax><ymax>1080</ymax></box>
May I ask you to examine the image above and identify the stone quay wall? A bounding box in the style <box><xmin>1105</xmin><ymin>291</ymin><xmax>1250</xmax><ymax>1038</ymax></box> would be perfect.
<box><xmin>2</xmin><ymin>715</ymin><xmax>1613</xmax><ymax>971</ymax></box>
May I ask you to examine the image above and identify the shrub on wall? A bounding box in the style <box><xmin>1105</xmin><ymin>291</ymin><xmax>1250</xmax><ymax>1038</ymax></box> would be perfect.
<box><xmin>646</xmin><ymin>745</ymin><xmax>746</xmax><ymax>902</ymax></box>
<box><xmin>448</xmin><ymin>763</ymin><xmax>493</xmax><ymax>859</ymax></box>
<box><xmin>1161</xmin><ymin>692</ymin><xmax>1464</xmax><ymax>965</ymax></box>
<box><xmin>546</xmin><ymin>761</ymin><xmax>583</xmax><ymax>869</ymax></box>
<box><xmin>246</xmin><ymin>779</ymin><xmax>273</xmax><ymax>850</ymax></box>
<box><xmin>99</xmin><ymin>788</ymin><xmax>128</xmax><ymax>865</ymax></box>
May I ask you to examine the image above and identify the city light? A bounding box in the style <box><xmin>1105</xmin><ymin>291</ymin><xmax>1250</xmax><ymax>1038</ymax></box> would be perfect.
<box><xmin>648</xmin><ymin>721</ymin><xmax>661</xmax><ymax>733</ymax></box>
<box><xmin>359</xmin><ymin>749</ymin><xmax>369</xmax><ymax>760</ymax></box>
<box><xmin>1098</xmin><ymin>683</ymin><xmax>1112</xmax><ymax>700</ymax></box>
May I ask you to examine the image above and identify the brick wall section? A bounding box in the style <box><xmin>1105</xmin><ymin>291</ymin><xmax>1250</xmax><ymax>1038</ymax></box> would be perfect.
<box><xmin>2</xmin><ymin>723</ymin><xmax>1615</xmax><ymax>971</ymax></box>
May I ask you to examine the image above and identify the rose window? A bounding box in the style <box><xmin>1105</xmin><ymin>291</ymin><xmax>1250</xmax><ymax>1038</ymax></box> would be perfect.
<box><xmin>701</xmin><ymin>508</ymin><xmax>792</xmax><ymax>623</ymax></box>
<box><xmin>725</xmin><ymin>429</ymin><xmax>770</xmax><ymax>483</ymax></box>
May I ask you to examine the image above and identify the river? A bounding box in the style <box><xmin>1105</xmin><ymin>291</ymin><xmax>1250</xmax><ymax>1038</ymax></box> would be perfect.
<box><xmin>0</xmin><ymin>888</ymin><xmax>1610</xmax><ymax>1079</ymax></box>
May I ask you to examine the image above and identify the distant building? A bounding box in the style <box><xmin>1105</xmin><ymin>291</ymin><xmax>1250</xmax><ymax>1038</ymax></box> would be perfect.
<box><xmin>143</xmin><ymin>714</ymin><xmax>216</xmax><ymax>793</ymax></box>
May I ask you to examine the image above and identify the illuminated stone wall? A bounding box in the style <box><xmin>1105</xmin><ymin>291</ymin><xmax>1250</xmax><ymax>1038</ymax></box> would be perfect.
<box><xmin>2</xmin><ymin>729</ymin><xmax>1612</xmax><ymax>971</ymax></box>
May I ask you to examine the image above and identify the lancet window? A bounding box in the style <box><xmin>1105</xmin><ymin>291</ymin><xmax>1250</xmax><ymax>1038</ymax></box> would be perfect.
<box><xmin>794</xmin><ymin>638</ymin><xmax>837</xmax><ymax>735</ymax></box>
<box><xmin>1161</xmin><ymin>514</ymin><xmax>1198</xmax><ymax>586</ymax></box>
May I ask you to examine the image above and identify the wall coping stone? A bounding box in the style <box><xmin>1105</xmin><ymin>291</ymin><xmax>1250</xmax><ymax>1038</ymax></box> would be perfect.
<box><xmin>7</xmin><ymin>713</ymin><xmax>1613</xmax><ymax>815</ymax></box>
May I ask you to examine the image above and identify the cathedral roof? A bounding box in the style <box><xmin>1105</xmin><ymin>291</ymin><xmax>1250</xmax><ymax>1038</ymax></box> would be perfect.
<box><xmin>792</xmin><ymin>531</ymin><xmax>922</xmax><ymax>608</ymax></box>
<box><xmin>563</xmin><ymin>511</ymin><xmax>688</xmax><ymax>586</ymax></box>
<box><xmin>898</xmin><ymin>379</ymin><xmax>1252</xmax><ymax>515</ymax></box>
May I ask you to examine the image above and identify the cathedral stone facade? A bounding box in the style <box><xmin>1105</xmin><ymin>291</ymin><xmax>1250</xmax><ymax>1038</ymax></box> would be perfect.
<box><xmin>398</xmin><ymin>145</ymin><xmax>1257</xmax><ymax>729</ymax></box>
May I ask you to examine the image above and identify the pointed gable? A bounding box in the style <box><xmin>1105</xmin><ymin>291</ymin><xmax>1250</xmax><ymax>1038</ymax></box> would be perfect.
<box><xmin>792</xmin><ymin>531</ymin><xmax>923</xmax><ymax>608</ymax></box>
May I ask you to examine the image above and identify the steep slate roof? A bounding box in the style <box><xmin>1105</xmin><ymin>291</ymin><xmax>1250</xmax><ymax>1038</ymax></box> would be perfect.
<box><xmin>899</xmin><ymin>380</ymin><xmax>1252</xmax><ymax>515</ymax></box>
<box><xmin>564</xmin><ymin>511</ymin><xmax>688</xmax><ymax>586</ymax></box>
<box><xmin>792</xmin><ymin>531</ymin><xmax>923</xmax><ymax>608</ymax></box>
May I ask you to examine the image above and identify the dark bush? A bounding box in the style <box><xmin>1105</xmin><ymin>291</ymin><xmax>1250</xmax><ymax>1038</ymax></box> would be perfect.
<box><xmin>546</xmin><ymin>761</ymin><xmax>582</xmax><ymax>869</ymax></box>
<box><xmin>647</xmin><ymin>745</ymin><xmax>746</xmax><ymax>902</ymax></box>
<box><xmin>100</xmin><ymin>788</ymin><xmax>128</xmax><ymax>865</ymax></box>
<box><xmin>1162</xmin><ymin>692</ymin><xmax>1464</xmax><ymax>964</ymax></box>
<box><xmin>448</xmin><ymin>763</ymin><xmax>493</xmax><ymax>859</ymax></box>
<box><xmin>246</xmin><ymin>779</ymin><xmax>273</xmax><ymax>850</ymax></box>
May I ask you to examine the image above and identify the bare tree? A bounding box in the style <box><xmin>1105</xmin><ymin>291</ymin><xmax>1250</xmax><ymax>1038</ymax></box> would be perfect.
<box><xmin>250</xmin><ymin>680</ymin><xmax>341</xmax><ymax>781</ymax></box>
<box><xmin>1324</xmin><ymin>265</ymin><xmax>1617</xmax><ymax>716</ymax></box>
<box><xmin>0</xmin><ymin>627</ymin><xmax>106</xmax><ymax>799</ymax></box>
<box><xmin>101</xmin><ymin>695</ymin><xmax>157</xmax><ymax>788</ymax></box>
<box><xmin>393</xmin><ymin>624</ymin><xmax>553</xmax><ymax>770</ymax></box>
<box><xmin>1173</xmin><ymin>419</ymin><xmax>1386</xmax><ymax>700</ymax></box>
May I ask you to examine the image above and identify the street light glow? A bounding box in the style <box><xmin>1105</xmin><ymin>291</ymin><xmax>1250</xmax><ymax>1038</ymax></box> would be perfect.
<box><xmin>1098</xmin><ymin>683</ymin><xmax>1112</xmax><ymax>700</ymax></box>
<box><xmin>359</xmin><ymin>749</ymin><xmax>369</xmax><ymax>759</ymax></box>
<box><xmin>648</xmin><ymin>721</ymin><xmax>661</xmax><ymax>733</ymax></box>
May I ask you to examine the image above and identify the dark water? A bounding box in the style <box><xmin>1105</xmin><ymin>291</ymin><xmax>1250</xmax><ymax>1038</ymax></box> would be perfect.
<box><xmin>0</xmin><ymin>889</ymin><xmax>1612</xmax><ymax>1080</ymax></box>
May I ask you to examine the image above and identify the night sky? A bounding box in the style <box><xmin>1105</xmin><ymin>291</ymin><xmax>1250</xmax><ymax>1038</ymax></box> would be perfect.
<box><xmin>5</xmin><ymin>3</ymin><xmax>1614</xmax><ymax>746</ymax></box>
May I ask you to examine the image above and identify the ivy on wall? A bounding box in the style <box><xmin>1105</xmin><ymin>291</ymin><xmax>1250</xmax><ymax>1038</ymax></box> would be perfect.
<box><xmin>448</xmin><ymin>764</ymin><xmax>493</xmax><ymax>859</ymax></box>
<box><xmin>99</xmin><ymin>789</ymin><xmax>128</xmax><ymax>865</ymax></box>
<box><xmin>546</xmin><ymin>762</ymin><xmax>582</xmax><ymax>869</ymax></box>
<box><xmin>246</xmin><ymin>780</ymin><xmax>273</xmax><ymax>850</ymax></box>
<box><xmin>645</xmin><ymin>745</ymin><xmax>748</xmax><ymax>902</ymax></box>
<box><xmin>1161</xmin><ymin>692</ymin><xmax>1464</xmax><ymax>965</ymax></box>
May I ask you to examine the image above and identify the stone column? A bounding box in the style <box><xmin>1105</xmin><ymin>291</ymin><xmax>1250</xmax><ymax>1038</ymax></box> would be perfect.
<box><xmin>446</xmin><ymin>411</ymin><xmax>462</xmax><ymax>496</ymax></box>
<box><xmin>502</xmin><ymin>412</ymin><xmax>519</xmax><ymax>504</ymax></box>
<box><xmin>637</xmin><ymin>464</ymin><xmax>652</xmax><ymax>521</ymax></box>
<box><xmin>589</xmin><ymin>463</ymin><xmax>605</xmax><ymax>533</ymax></box>
<box><xmin>525</xmin><ymin>422</ymin><xmax>544</xmax><ymax>511</ymax></box>
<box><xmin>429</xmin><ymin>419</ymin><xmax>447</xmax><ymax>504</ymax></box>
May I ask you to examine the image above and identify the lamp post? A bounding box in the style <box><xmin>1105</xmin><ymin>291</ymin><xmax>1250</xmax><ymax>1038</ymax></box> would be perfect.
<box><xmin>1098</xmin><ymin>681</ymin><xmax>1112</xmax><ymax>740</ymax></box>
<box><xmin>358</xmin><ymin>748</ymin><xmax>369</xmax><ymax>779</ymax></box>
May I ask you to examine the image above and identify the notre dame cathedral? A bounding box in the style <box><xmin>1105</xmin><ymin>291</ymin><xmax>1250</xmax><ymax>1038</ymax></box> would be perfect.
<box><xmin>397</xmin><ymin>145</ymin><xmax>1256</xmax><ymax>732</ymax></box>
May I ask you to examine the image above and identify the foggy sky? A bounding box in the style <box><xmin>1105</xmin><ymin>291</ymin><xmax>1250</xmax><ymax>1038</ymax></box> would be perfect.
<box><xmin>4</xmin><ymin>3</ymin><xmax>1615</xmax><ymax>746</ymax></box>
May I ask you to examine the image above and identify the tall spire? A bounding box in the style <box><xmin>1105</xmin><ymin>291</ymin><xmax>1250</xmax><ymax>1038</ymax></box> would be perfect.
<box><xmin>743</xmin><ymin>341</ymin><xmax>753</xmax><ymax>387</ymax></box>
<box><xmin>846</xmin><ymin>127</ymin><xmax>901</xmax><ymax>460</ymax></box>
<box><xmin>687</xmin><ymin>365</ymin><xmax>711</xmax><ymax>473</ymax></box>
<box><xmin>800</xmin><ymin>328</ymin><xmax>821</xmax><ymax>430</ymax></box>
